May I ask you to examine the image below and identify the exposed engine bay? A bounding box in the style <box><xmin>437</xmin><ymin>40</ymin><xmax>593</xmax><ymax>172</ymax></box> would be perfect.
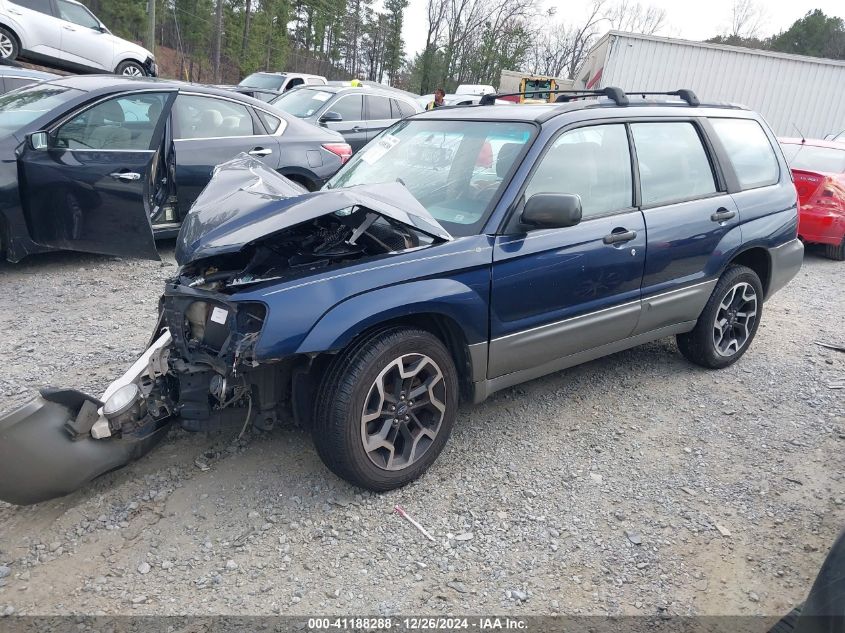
<box><xmin>181</xmin><ymin>209</ymin><xmax>431</xmax><ymax>292</ymax></box>
<box><xmin>0</xmin><ymin>154</ymin><xmax>453</xmax><ymax>505</ymax></box>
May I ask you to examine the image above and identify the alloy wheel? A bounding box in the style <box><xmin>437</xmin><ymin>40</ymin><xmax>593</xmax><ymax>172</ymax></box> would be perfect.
<box><xmin>122</xmin><ymin>65</ymin><xmax>143</xmax><ymax>77</ymax></box>
<box><xmin>712</xmin><ymin>281</ymin><xmax>758</xmax><ymax>357</ymax></box>
<box><xmin>0</xmin><ymin>34</ymin><xmax>13</xmax><ymax>59</ymax></box>
<box><xmin>360</xmin><ymin>353</ymin><xmax>446</xmax><ymax>471</ymax></box>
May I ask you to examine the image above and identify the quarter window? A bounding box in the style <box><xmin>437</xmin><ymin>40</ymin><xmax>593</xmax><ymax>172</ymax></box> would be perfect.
<box><xmin>710</xmin><ymin>118</ymin><xmax>779</xmax><ymax>189</ymax></box>
<box><xmin>525</xmin><ymin>124</ymin><xmax>633</xmax><ymax>219</ymax></box>
<box><xmin>366</xmin><ymin>95</ymin><xmax>391</xmax><ymax>120</ymax></box>
<box><xmin>2</xmin><ymin>77</ymin><xmax>35</xmax><ymax>92</ymax></box>
<box><xmin>631</xmin><ymin>122</ymin><xmax>717</xmax><ymax>206</ymax></box>
<box><xmin>10</xmin><ymin>0</ymin><xmax>51</xmax><ymax>14</ymax></box>
<box><xmin>55</xmin><ymin>0</ymin><xmax>100</xmax><ymax>29</ymax></box>
<box><xmin>257</xmin><ymin>110</ymin><xmax>282</xmax><ymax>134</ymax></box>
<box><xmin>54</xmin><ymin>93</ymin><xmax>169</xmax><ymax>150</ymax></box>
<box><xmin>174</xmin><ymin>95</ymin><xmax>255</xmax><ymax>139</ymax></box>
<box><xmin>331</xmin><ymin>95</ymin><xmax>362</xmax><ymax>121</ymax></box>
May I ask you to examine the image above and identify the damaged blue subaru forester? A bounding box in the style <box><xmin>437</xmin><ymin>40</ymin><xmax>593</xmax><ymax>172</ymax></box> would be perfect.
<box><xmin>0</xmin><ymin>88</ymin><xmax>804</xmax><ymax>504</ymax></box>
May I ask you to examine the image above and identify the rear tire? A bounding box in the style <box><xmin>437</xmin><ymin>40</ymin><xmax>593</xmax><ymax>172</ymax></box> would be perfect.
<box><xmin>115</xmin><ymin>60</ymin><xmax>146</xmax><ymax>77</ymax></box>
<box><xmin>0</xmin><ymin>27</ymin><xmax>19</xmax><ymax>61</ymax></box>
<box><xmin>677</xmin><ymin>265</ymin><xmax>764</xmax><ymax>369</ymax></box>
<box><xmin>824</xmin><ymin>236</ymin><xmax>845</xmax><ymax>261</ymax></box>
<box><xmin>312</xmin><ymin>327</ymin><xmax>458</xmax><ymax>491</ymax></box>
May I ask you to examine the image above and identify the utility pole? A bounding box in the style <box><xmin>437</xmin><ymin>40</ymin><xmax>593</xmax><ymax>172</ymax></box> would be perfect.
<box><xmin>147</xmin><ymin>0</ymin><xmax>155</xmax><ymax>55</ymax></box>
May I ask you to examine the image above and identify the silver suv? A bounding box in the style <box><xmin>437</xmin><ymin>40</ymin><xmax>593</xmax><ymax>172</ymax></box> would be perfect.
<box><xmin>0</xmin><ymin>0</ymin><xmax>156</xmax><ymax>76</ymax></box>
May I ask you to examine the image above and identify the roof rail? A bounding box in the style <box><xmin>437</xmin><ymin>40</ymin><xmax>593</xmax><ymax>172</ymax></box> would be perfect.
<box><xmin>479</xmin><ymin>86</ymin><xmax>629</xmax><ymax>106</ymax></box>
<box><xmin>625</xmin><ymin>89</ymin><xmax>700</xmax><ymax>106</ymax></box>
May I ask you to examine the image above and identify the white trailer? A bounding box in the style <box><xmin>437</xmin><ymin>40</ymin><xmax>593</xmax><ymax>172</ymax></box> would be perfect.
<box><xmin>574</xmin><ymin>31</ymin><xmax>845</xmax><ymax>138</ymax></box>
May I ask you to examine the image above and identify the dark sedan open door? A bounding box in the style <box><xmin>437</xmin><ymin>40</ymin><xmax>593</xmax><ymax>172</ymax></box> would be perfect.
<box><xmin>16</xmin><ymin>91</ymin><xmax>176</xmax><ymax>259</ymax></box>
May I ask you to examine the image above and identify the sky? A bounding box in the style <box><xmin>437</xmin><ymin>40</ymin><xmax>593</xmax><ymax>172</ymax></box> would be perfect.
<box><xmin>401</xmin><ymin>0</ymin><xmax>845</xmax><ymax>58</ymax></box>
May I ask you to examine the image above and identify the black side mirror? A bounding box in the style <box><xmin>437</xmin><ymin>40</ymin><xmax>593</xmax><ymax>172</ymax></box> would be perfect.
<box><xmin>521</xmin><ymin>193</ymin><xmax>582</xmax><ymax>229</ymax></box>
<box><xmin>319</xmin><ymin>111</ymin><xmax>342</xmax><ymax>123</ymax></box>
<box><xmin>28</xmin><ymin>131</ymin><xmax>49</xmax><ymax>150</ymax></box>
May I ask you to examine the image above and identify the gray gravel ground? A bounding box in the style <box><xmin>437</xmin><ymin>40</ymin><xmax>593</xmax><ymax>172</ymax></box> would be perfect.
<box><xmin>0</xmin><ymin>244</ymin><xmax>843</xmax><ymax>617</ymax></box>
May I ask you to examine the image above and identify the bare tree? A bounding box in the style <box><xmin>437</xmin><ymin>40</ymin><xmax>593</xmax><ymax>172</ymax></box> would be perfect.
<box><xmin>566</xmin><ymin>0</ymin><xmax>607</xmax><ymax>78</ymax></box>
<box><xmin>730</xmin><ymin>0</ymin><xmax>765</xmax><ymax>39</ymax></box>
<box><xmin>604</xmin><ymin>0</ymin><xmax>666</xmax><ymax>34</ymax></box>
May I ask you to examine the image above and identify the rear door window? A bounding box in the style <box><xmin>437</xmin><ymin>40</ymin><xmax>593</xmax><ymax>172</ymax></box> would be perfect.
<box><xmin>525</xmin><ymin>124</ymin><xmax>633</xmax><ymax>219</ymax></box>
<box><xmin>174</xmin><ymin>95</ymin><xmax>255</xmax><ymax>139</ymax></box>
<box><xmin>365</xmin><ymin>95</ymin><xmax>391</xmax><ymax>120</ymax></box>
<box><xmin>331</xmin><ymin>94</ymin><xmax>363</xmax><ymax>121</ymax></box>
<box><xmin>631</xmin><ymin>122</ymin><xmax>717</xmax><ymax>206</ymax></box>
<box><xmin>710</xmin><ymin>118</ymin><xmax>779</xmax><ymax>189</ymax></box>
<box><xmin>11</xmin><ymin>0</ymin><xmax>52</xmax><ymax>14</ymax></box>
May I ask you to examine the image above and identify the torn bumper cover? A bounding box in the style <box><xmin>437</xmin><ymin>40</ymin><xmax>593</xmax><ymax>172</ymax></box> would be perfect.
<box><xmin>0</xmin><ymin>391</ymin><xmax>169</xmax><ymax>505</ymax></box>
<box><xmin>0</xmin><ymin>332</ymin><xmax>175</xmax><ymax>506</ymax></box>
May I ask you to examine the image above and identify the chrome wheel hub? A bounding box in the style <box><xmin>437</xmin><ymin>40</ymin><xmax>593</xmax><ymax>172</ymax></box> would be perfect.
<box><xmin>122</xmin><ymin>65</ymin><xmax>143</xmax><ymax>76</ymax></box>
<box><xmin>360</xmin><ymin>353</ymin><xmax>446</xmax><ymax>471</ymax></box>
<box><xmin>0</xmin><ymin>34</ymin><xmax>13</xmax><ymax>58</ymax></box>
<box><xmin>713</xmin><ymin>282</ymin><xmax>758</xmax><ymax>357</ymax></box>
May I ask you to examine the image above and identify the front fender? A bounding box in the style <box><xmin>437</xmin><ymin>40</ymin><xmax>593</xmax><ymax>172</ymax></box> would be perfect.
<box><xmin>295</xmin><ymin>275</ymin><xmax>490</xmax><ymax>354</ymax></box>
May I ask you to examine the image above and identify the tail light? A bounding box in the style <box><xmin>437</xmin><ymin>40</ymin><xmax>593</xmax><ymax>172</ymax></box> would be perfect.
<box><xmin>322</xmin><ymin>143</ymin><xmax>353</xmax><ymax>165</ymax></box>
<box><xmin>792</xmin><ymin>169</ymin><xmax>824</xmax><ymax>205</ymax></box>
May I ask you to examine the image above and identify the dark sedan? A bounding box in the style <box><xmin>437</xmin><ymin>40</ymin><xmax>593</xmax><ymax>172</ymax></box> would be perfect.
<box><xmin>0</xmin><ymin>75</ymin><xmax>351</xmax><ymax>262</ymax></box>
<box><xmin>270</xmin><ymin>84</ymin><xmax>421</xmax><ymax>152</ymax></box>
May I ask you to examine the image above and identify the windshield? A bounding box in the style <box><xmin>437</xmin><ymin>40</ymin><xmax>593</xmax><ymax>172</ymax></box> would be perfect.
<box><xmin>781</xmin><ymin>143</ymin><xmax>845</xmax><ymax>174</ymax></box>
<box><xmin>239</xmin><ymin>73</ymin><xmax>286</xmax><ymax>90</ymax></box>
<box><xmin>271</xmin><ymin>88</ymin><xmax>335</xmax><ymax>118</ymax></box>
<box><xmin>325</xmin><ymin>119</ymin><xmax>535</xmax><ymax>237</ymax></box>
<box><xmin>0</xmin><ymin>84</ymin><xmax>80</xmax><ymax>137</ymax></box>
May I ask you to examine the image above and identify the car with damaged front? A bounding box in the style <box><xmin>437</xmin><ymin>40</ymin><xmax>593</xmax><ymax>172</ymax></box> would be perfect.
<box><xmin>0</xmin><ymin>75</ymin><xmax>351</xmax><ymax>262</ymax></box>
<box><xmin>0</xmin><ymin>88</ymin><xmax>805</xmax><ymax>505</ymax></box>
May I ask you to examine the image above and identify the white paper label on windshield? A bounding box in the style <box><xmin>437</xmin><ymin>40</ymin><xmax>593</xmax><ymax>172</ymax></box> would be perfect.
<box><xmin>313</xmin><ymin>91</ymin><xmax>332</xmax><ymax>102</ymax></box>
<box><xmin>361</xmin><ymin>134</ymin><xmax>400</xmax><ymax>165</ymax></box>
<box><xmin>210</xmin><ymin>307</ymin><xmax>229</xmax><ymax>324</ymax></box>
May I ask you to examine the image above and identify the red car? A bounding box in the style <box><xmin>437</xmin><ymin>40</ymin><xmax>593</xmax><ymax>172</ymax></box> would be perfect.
<box><xmin>780</xmin><ymin>138</ymin><xmax>845</xmax><ymax>260</ymax></box>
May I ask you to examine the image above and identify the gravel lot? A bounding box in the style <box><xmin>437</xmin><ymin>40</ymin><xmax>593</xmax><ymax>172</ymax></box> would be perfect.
<box><xmin>0</xmin><ymin>245</ymin><xmax>842</xmax><ymax>617</ymax></box>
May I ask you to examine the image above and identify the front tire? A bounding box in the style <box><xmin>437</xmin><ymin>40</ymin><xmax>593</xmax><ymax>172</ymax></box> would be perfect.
<box><xmin>0</xmin><ymin>27</ymin><xmax>19</xmax><ymax>61</ymax></box>
<box><xmin>313</xmin><ymin>327</ymin><xmax>458</xmax><ymax>491</ymax></box>
<box><xmin>824</xmin><ymin>236</ymin><xmax>845</xmax><ymax>261</ymax></box>
<box><xmin>116</xmin><ymin>60</ymin><xmax>146</xmax><ymax>77</ymax></box>
<box><xmin>677</xmin><ymin>265</ymin><xmax>764</xmax><ymax>369</ymax></box>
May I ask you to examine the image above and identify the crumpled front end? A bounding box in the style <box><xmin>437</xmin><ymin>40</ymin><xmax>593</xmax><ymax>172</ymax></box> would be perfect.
<box><xmin>0</xmin><ymin>155</ymin><xmax>454</xmax><ymax>505</ymax></box>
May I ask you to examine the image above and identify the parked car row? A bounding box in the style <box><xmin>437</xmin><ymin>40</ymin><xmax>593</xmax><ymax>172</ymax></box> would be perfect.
<box><xmin>0</xmin><ymin>75</ymin><xmax>350</xmax><ymax>261</ymax></box>
<box><xmin>270</xmin><ymin>83</ymin><xmax>422</xmax><ymax>152</ymax></box>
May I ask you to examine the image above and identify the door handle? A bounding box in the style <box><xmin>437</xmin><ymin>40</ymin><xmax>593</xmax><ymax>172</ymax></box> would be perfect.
<box><xmin>109</xmin><ymin>171</ymin><xmax>141</xmax><ymax>181</ymax></box>
<box><xmin>711</xmin><ymin>208</ymin><xmax>737</xmax><ymax>222</ymax></box>
<box><xmin>603</xmin><ymin>229</ymin><xmax>637</xmax><ymax>245</ymax></box>
<box><xmin>62</xmin><ymin>25</ymin><xmax>76</xmax><ymax>30</ymax></box>
<box><xmin>8</xmin><ymin>8</ymin><xmax>22</xmax><ymax>14</ymax></box>
<box><xmin>248</xmin><ymin>147</ymin><xmax>272</xmax><ymax>157</ymax></box>
<box><xmin>351</xmin><ymin>126</ymin><xmax>363</xmax><ymax>132</ymax></box>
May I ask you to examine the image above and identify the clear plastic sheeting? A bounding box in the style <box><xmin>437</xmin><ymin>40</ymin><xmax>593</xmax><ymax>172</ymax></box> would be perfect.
<box><xmin>175</xmin><ymin>154</ymin><xmax>451</xmax><ymax>266</ymax></box>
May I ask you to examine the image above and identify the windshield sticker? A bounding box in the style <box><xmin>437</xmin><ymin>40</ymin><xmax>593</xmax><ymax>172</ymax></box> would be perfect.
<box><xmin>312</xmin><ymin>91</ymin><xmax>332</xmax><ymax>102</ymax></box>
<box><xmin>361</xmin><ymin>134</ymin><xmax>401</xmax><ymax>165</ymax></box>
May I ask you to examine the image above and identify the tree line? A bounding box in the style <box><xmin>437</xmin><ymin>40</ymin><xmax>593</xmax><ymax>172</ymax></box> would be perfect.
<box><xmin>79</xmin><ymin>0</ymin><xmax>845</xmax><ymax>92</ymax></box>
<box><xmin>80</xmin><ymin>0</ymin><xmax>408</xmax><ymax>84</ymax></box>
